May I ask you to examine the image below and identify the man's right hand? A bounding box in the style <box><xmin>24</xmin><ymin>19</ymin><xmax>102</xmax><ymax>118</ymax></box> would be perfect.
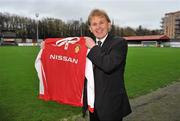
<box><xmin>40</xmin><ymin>41</ymin><xmax>45</xmax><ymax>49</ymax></box>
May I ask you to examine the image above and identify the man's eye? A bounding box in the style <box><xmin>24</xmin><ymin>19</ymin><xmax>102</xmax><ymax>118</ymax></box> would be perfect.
<box><xmin>100</xmin><ymin>21</ymin><xmax>104</xmax><ymax>25</ymax></box>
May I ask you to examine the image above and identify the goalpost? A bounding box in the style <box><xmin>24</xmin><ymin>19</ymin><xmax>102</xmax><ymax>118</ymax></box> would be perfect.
<box><xmin>141</xmin><ymin>41</ymin><xmax>158</xmax><ymax>47</ymax></box>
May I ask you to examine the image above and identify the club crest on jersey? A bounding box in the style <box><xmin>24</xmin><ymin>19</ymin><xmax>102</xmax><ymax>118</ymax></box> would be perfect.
<box><xmin>74</xmin><ymin>44</ymin><xmax>81</xmax><ymax>54</ymax></box>
<box><xmin>55</xmin><ymin>37</ymin><xmax>80</xmax><ymax>50</ymax></box>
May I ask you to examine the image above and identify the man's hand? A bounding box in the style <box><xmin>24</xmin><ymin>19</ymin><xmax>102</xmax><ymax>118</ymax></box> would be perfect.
<box><xmin>84</xmin><ymin>37</ymin><xmax>95</xmax><ymax>49</ymax></box>
<box><xmin>40</xmin><ymin>41</ymin><xmax>45</xmax><ymax>49</ymax></box>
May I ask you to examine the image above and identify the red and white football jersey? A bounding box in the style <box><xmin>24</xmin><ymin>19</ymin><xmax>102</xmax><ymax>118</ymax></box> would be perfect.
<box><xmin>35</xmin><ymin>37</ymin><xmax>94</xmax><ymax>112</ymax></box>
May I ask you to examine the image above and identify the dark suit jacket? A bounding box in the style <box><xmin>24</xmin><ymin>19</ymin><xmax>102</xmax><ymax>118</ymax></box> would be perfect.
<box><xmin>87</xmin><ymin>34</ymin><xmax>132</xmax><ymax>120</ymax></box>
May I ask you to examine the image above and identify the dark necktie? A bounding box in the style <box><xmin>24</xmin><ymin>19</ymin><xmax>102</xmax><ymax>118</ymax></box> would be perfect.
<box><xmin>97</xmin><ymin>41</ymin><xmax>102</xmax><ymax>47</ymax></box>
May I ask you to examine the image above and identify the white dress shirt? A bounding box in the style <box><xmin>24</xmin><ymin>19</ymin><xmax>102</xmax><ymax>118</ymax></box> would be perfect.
<box><xmin>96</xmin><ymin>34</ymin><xmax>108</xmax><ymax>47</ymax></box>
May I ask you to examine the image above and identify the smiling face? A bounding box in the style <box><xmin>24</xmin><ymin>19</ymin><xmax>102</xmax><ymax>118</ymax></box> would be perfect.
<box><xmin>88</xmin><ymin>9</ymin><xmax>111</xmax><ymax>39</ymax></box>
<box><xmin>89</xmin><ymin>16</ymin><xmax>111</xmax><ymax>39</ymax></box>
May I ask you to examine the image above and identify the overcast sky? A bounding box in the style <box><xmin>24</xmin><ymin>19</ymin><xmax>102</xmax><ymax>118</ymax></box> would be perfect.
<box><xmin>0</xmin><ymin>0</ymin><xmax>179</xmax><ymax>29</ymax></box>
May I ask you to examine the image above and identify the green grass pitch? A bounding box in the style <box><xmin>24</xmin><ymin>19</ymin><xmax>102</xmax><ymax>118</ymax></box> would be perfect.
<box><xmin>0</xmin><ymin>46</ymin><xmax>180</xmax><ymax>120</ymax></box>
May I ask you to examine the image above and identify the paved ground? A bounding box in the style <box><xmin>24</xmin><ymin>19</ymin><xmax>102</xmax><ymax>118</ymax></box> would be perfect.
<box><xmin>124</xmin><ymin>81</ymin><xmax>180</xmax><ymax>121</ymax></box>
<box><xmin>61</xmin><ymin>81</ymin><xmax>180</xmax><ymax>121</ymax></box>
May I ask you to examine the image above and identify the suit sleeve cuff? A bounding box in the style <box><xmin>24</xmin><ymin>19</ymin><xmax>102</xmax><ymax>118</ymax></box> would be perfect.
<box><xmin>87</xmin><ymin>45</ymin><xmax>100</xmax><ymax>60</ymax></box>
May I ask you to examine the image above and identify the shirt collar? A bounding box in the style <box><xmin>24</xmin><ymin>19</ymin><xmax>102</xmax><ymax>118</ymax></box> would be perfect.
<box><xmin>96</xmin><ymin>34</ymin><xmax>108</xmax><ymax>46</ymax></box>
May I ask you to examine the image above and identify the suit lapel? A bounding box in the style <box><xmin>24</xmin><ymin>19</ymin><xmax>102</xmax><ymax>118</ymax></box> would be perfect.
<box><xmin>101</xmin><ymin>34</ymin><xmax>113</xmax><ymax>51</ymax></box>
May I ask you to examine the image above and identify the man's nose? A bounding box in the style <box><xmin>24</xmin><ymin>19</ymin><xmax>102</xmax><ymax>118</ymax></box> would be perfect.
<box><xmin>96</xmin><ymin>24</ymin><xmax>101</xmax><ymax>29</ymax></box>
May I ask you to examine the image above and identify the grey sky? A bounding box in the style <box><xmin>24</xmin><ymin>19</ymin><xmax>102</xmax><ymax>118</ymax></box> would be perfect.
<box><xmin>0</xmin><ymin>0</ymin><xmax>179</xmax><ymax>29</ymax></box>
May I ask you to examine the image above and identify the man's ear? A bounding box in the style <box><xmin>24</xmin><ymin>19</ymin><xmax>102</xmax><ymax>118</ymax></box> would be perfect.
<box><xmin>108</xmin><ymin>23</ymin><xmax>112</xmax><ymax>32</ymax></box>
<box><xmin>89</xmin><ymin>27</ymin><xmax>92</xmax><ymax>33</ymax></box>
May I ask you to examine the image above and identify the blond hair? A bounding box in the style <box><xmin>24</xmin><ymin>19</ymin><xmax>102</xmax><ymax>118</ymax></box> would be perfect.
<box><xmin>88</xmin><ymin>9</ymin><xmax>111</xmax><ymax>26</ymax></box>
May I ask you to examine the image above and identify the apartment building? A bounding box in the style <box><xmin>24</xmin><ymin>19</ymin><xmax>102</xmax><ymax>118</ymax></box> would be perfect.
<box><xmin>161</xmin><ymin>11</ymin><xmax>180</xmax><ymax>39</ymax></box>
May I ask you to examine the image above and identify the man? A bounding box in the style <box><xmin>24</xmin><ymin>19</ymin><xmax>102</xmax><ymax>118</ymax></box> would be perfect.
<box><xmin>85</xmin><ymin>9</ymin><xmax>132</xmax><ymax>121</ymax></box>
